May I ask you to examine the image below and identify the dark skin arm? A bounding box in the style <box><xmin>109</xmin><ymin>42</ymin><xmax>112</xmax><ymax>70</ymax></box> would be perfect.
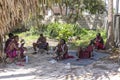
<box><xmin>8</xmin><ymin>42</ymin><xmax>19</xmax><ymax>51</ymax></box>
<box><xmin>36</xmin><ymin>37</ymin><xmax>41</xmax><ymax>44</ymax></box>
<box><xmin>100</xmin><ymin>37</ymin><xmax>104</xmax><ymax>44</ymax></box>
<box><xmin>13</xmin><ymin>43</ymin><xmax>19</xmax><ymax>50</ymax></box>
<box><xmin>63</xmin><ymin>44</ymin><xmax>68</xmax><ymax>54</ymax></box>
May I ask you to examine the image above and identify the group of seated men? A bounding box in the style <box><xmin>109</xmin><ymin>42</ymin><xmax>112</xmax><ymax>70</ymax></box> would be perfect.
<box><xmin>4</xmin><ymin>33</ymin><xmax>49</xmax><ymax>62</ymax></box>
<box><xmin>77</xmin><ymin>33</ymin><xmax>105</xmax><ymax>60</ymax></box>
<box><xmin>4</xmin><ymin>33</ymin><xmax>105</xmax><ymax>62</ymax></box>
<box><xmin>33</xmin><ymin>33</ymin><xmax>105</xmax><ymax>59</ymax></box>
<box><xmin>4</xmin><ymin>33</ymin><xmax>26</xmax><ymax>62</ymax></box>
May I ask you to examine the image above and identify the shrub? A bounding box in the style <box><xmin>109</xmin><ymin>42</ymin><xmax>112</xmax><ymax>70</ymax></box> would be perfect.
<box><xmin>46</xmin><ymin>22</ymin><xmax>79</xmax><ymax>41</ymax></box>
<box><xmin>46</xmin><ymin>22</ymin><xmax>60</xmax><ymax>38</ymax></box>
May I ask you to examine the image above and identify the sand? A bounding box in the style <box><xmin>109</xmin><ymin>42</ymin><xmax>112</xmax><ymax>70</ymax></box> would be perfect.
<box><xmin>0</xmin><ymin>47</ymin><xmax>120</xmax><ymax>80</ymax></box>
<box><xmin>0</xmin><ymin>39</ymin><xmax>120</xmax><ymax>80</ymax></box>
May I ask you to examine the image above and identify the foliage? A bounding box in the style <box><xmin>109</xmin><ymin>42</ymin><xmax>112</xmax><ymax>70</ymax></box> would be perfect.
<box><xmin>58</xmin><ymin>23</ymin><xmax>74</xmax><ymax>40</ymax></box>
<box><xmin>45</xmin><ymin>22</ymin><xmax>60</xmax><ymax>38</ymax></box>
<box><xmin>71</xmin><ymin>29</ymin><xmax>107</xmax><ymax>48</ymax></box>
<box><xmin>12</xmin><ymin>0</ymin><xmax>106</xmax><ymax>35</ymax></box>
<box><xmin>61</xmin><ymin>0</ymin><xmax>106</xmax><ymax>14</ymax></box>
<box><xmin>29</xmin><ymin>26</ymin><xmax>39</xmax><ymax>35</ymax></box>
<box><xmin>26</xmin><ymin>22</ymin><xmax>107</xmax><ymax>43</ymax></box>
<box><xmin>83</xmin><ymin>0</ymin><xmax>106</xmax><ymax>14</ymax></box>
<box><xmin>45</xmin><ymin>22</ymin><xmax>81</xmax><ymax>41</ymax></box>
<box><xmin>16</xmin><ymin>25</ymin><xmax>106</xmax><ymax>49</ymax></box>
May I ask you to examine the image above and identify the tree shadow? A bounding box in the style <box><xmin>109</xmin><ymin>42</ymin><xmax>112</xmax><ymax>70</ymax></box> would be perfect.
<box><xmin>0</xmin><ymin>47</ymin><xmax>116</xmax><ymax>80</ymax></box>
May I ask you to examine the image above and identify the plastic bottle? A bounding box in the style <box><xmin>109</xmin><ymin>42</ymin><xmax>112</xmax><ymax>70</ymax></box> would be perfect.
<box><xmin>51</xmin><ymin>47</ymin><xmax>53</xmax><ymax>53</ymax></box>
<box><xmin>25</xmin><ymin>56</ymin><xmax>28</xmax><ymax>64</ymax></box>
<box><xmin>65</xmin><ymin>63</ymin><xmax>71</xmax><ymax>69</ymax></box>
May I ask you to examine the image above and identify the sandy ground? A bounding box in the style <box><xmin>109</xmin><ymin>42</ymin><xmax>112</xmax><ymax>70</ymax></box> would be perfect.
<box><xmin>0</xmin><ymin>47</ymin><xmax>120</xmax><ymax>80</ymax></box>
<box><xmin>0</xmin><ymin>40</ymin><xmax>120</xmax><ymax>80</ymax></box>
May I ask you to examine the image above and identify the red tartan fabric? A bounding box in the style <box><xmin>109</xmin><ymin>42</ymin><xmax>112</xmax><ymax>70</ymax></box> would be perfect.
<box><xmin>63</xmin><ymin>53</ymin><xmax>74</xmax><ymax>59</ymax></box>
<box><xmin>95</xmin><ymin>42</ymin><xmax>104</xmax><ymax>50</ymax></box>
<box><xmin>78</xmin><ymin>45</ymin><xmax>93</xmax><ymax>59</ymax></box>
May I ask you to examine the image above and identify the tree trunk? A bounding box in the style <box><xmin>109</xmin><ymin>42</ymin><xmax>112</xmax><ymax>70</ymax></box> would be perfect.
<box><xmin>0</xmin><ymin>36</ymin><xmax>3</xmax><ymax>59</ymax></box>
<box><xmin>114</xmin><ymin>15</ymin><xmax>120</xmax><ymax>47</ymax></box>
<box><xmin>59</xmin><ymin>3</ymin><xmax>63</xmax><ymax>15</ymax></box>
<box><xmin>42</xmin><ymin>0</ymin><xmax>46</xmax><ymax>15</ymax></box>
<box><xmin>65</xmin><ymin>0</ymin><xmax>68</xmax><ymax>15</ymax></box>
<box><xmin>105</xmin><ymin>0</ymin><xmax>115</xmax><ymax>49</ymax></box>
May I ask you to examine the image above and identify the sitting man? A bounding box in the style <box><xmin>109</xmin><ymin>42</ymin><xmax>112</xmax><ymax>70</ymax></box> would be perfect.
<box><xmin>6</xmin><ymin>35</ymin><xmax>26</xmax><ymax>62</ymax></box>
<box><xmin>92</xmin><ymin>33</ymin><xmax>105</xmax><ymax>50</ymax></box>
<box><xmin>33</xmin><ymin>34</ymin><xmax>49</xmax><ymax>54</ymax></box>
<box><xmin>54</xmin><ymin>39</ymin><xmax>74</xmax><ymax>60</ymax></box>
<box><xmin>4</xmin><ymin>33</ymin><xmax>14</xmax><ymax>54</ymax></box>
<box><xmin>77</xmin><ymin>42</ymin><xmax>93</xmax><ymax>60</ymax></box>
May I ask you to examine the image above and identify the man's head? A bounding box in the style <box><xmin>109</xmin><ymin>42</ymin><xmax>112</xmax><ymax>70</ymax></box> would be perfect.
<box><xmin>40</xmin><ymin>34</ymin><xmax>43</xmax><ymax>37</ymax></box>
<box><xmin>8</xmin><ymin>33</ymin><xmax>14</xmax><ymax>39</ymax></box>
<box><xmin>96</xmin><ymin>33</ymin><xmax>101</xmax><ymax>37</ymax></box>
<box><xmin>14</xmin><ymin>35</ymin><xmax>19</xmax><ymax>42</ymax></box>
<box><xmin>60</xmin><ymin>39</ymin><xmax>66</xmax><ymax>45</ymax></box>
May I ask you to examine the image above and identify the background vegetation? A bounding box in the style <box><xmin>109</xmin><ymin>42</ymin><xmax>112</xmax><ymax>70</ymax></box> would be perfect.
<box><xmin>14</xmin><ymin>22</ymin><xmax>106</xmax><ymax>49</ymax></box>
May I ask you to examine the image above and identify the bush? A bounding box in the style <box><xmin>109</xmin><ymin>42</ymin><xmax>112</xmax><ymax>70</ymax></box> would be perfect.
<box><xmin>46</xmin><ymin>22</ymin><xmax>60</xmax><ymax>38</ymax></box>
<box><xmin>58</xmin><ymin>23</ymin><xmax>74</xmax><ymax>40</ymax></box>
<box><xmin>46</xmin><ymin>22</ymin><xmax>80</xmax><ymax>41</ymax></box>
<box><xmin>29</xmin><ymin>26</ymin><xmax>39</xmax><ymax>35</ymax></box>
<box><xmin>15</xmin><ymin>22</ymin><xmax>106</xmax><ymax>48</ymax></box>
<box><xmin>44</xmin><ymin>22</ymin><xmax>107</xmax><ymax>42</ymax></box>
